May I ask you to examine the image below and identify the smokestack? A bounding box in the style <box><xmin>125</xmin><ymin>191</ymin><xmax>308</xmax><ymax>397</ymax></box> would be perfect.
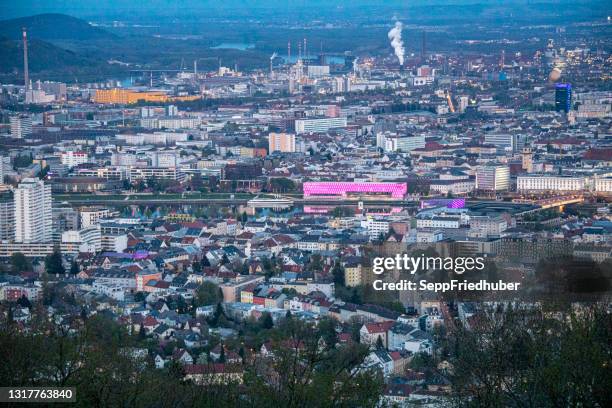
<box><xmin>387</xmin><ymin>21</ymin><xmax>405</xmax><ymax>66</ymax></box>
<box><xmin>303</xmin><ymin>38</ymin><xmax>307</xmax><ymax>60</ymax></box>
<box><xmin>22</xmin><ymin>27</ymin><xmax>29</xmax><ymax>91</ymax></box>
<box><xmin>288</xmin><ymin>41</ymin><xmax>291</xmax><ymax>63</ymax></box>
<box><xmin>421</xmin><ymin>31</ymin><xmax>426</xmax><ymax>59</ymax></box>
<box><xmin>298</xmin><ymin>43</ymin><xmax>302</xmax><ymax>60</ymax></box>
<box><xmin>270</xmin><ymin>52</ymin><xmax>277</xmax><ymax>77</ymax></box>
<box><xmin>194</xmin><ymin>60</ymin><xmax>197</xmax><ymax>76</ymax></box>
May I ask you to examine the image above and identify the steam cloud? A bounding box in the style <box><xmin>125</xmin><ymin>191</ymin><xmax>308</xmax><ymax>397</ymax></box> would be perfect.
<box><xmin>270</xmin><ymin>52</ymin><xmax>278</xmax><ymax>60</ymax></box>
<box><xmin>388</xmin><ymin>21</ymin><xmax>405</xmax><ymax>65</ymax></box>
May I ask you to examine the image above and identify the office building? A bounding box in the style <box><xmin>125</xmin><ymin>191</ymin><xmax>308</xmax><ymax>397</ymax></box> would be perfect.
<box><xmin>377</xmin><ymin>133</ymin><xmax>426</xmax><ymax>153</ymax></box>
<box><xmin>80</xmin><ymin>207</ymin><xmax>111</xmax><ymax>228</ymax></box>
<box><xmin>10</xmin><ymin>115</ymin><xmax>32</xmax><ymax>138</ymax></box>
<box><xmin>475</xmin><ymin>165</ymin><xmax>510</xmax><ymax>191</ymax></box>
<box><xmin>268</xmin><ymin>132</ymin><xmax>296</xmax><ymax>153</ymax></box>
<box><xmin>483</xmin><ymin>133</ymin><xmax>523</xmax><ymax>152</ymax></box>
<box><xmin>61</xmin><ymin>226</ymin><xmax>102</xmax><ymax>254</ymax></box>
<box><xmin>61</xmin><ymin>151</ymin><xmax>89</xmax><ymax>168</ymax></box>
<box><xmin>0</xmin><ymin>191</ymin><xmax>15</xmax><ymax>241</ymax></box>
<box><xmin>517</xmin><ymin>175</ymin><xmax>586</xmax><ymax>192</ymax></box>
<box><xmin>14</xmin><ymin>178</ymin><xmax>53</xmax><ymax>243</ymax></box>
<box><xmin>555</xmin><ymin>83</ymin><xmax>572</xmax><ymax>113</ymax></box>
<box><xmin>294</xmin><ymin>117</ymin><xmax>347</xmax><ymax>134</ymax></box>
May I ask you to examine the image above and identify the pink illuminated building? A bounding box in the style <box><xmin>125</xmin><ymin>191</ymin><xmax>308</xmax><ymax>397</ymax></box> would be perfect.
<box><xmin>303</xmin><ymin>182</ymin><xmax>407</xmax><ymax>199</ymax></box>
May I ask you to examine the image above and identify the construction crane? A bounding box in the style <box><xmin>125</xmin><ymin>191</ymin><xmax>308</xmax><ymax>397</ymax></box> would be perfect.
<box><xmin>445</xmin><ymin>89</ymin><xmax>455</xmax><ymax>113</ymax></box>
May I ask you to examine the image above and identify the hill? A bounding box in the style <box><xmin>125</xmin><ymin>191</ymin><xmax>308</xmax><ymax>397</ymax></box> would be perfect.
<box><xmin>0</xmin><ymin>13</ymin><xmax>116</xmax><ymax>41</ymax></box>
<box><xmin>0</xmin><ymin>36</ymin><xmax>125</xmax><ymax>82</ymax></box>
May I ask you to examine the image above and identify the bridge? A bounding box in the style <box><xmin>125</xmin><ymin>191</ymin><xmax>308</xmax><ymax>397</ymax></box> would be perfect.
<box><xmin>53</xmin><ymin>193</ymin><xmax>420</xmax><ymax>208</ymax></box>
<box><xmin>512</xmin><ymin>195</ymin><xmax>584</xmax><ymax>209</ymax></box>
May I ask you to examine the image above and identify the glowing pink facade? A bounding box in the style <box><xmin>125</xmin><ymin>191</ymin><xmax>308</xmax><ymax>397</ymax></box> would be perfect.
<box><xmin>303</xmin><ymin>182</ymin><xmax>407</xmax><ymax>199</ymax></box>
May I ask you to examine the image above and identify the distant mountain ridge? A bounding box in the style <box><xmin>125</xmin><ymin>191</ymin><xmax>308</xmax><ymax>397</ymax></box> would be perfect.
<box><xmin>0</xmin><ymin>35</ymin><xmax>125</xmax><ymax>82</ymax></box>
<box><xmin>0</xmin><ymin>13</ymin><xmax>116</xmax><ymax>41</ymax></box>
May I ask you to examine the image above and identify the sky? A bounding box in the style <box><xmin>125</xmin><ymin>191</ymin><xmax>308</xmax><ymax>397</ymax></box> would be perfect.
<box><xmin>1</xmin><ymin>1</ymin><xmax>607</xmax><ymax>20</ymax></box>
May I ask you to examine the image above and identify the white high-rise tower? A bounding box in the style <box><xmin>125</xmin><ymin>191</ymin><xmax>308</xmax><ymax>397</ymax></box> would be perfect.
<box><xmin>14</xmin><ymin>178</ymin><xmax>53</xmax><ymax>243</ymax></box>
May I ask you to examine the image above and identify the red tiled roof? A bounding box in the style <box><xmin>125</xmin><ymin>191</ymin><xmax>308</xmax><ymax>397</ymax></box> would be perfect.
<box><xmin>364</xmin><ymin>321</ymin><xmax>395</xmax><ymax>334</ymax></box>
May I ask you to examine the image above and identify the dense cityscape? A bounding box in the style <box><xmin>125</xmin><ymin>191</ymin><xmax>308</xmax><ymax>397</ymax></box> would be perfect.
<box><xmin>0</xmin><ymin>1</ymin><xmax>611</xmax><ymax>407</ymax></box>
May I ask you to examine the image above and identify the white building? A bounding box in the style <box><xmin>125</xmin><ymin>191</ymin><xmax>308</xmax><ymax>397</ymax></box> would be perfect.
<box><xmin>92</xmin><ymin>281</ymin><xmax>125</xmax><ymax>301</ymax></box>
<box><xmin>61</xmin><ymin>151</ymin><xmax>89</xmax><ymax>168</ymax></box>
<box><xmin>517</xmin><ymin>175</ymin><xmax>586</xmax><ymax>192</ymax></box>
<box><xmin>483</xmin><ymin>133</ymin><xmax>522</xmax><ymax>152</ymax></box>
<box><xmin>10</xmin><ymin>115</ymin><xmax>32</xmax><ymax>138</ymax></box>
<box><xmin>416</xmin><ymin>216</ymin><xmax>461</xmax><ymax>229</ymax></box>
<box><xmin>149</xmin><ymin>151</ymin><xmax>181</xmax><ymax>168</ymax></box>
<box><xmin>361</xmin><ymin>218</ymin><xmax>390</xmax><ymax>239</ymax></box>
<box><xmin>476</xmin><ymin>165</ymin><xmax>510</xmax><ymax>191</ymax></box>
<box><xmin>61</xmin><ymin>226</ymin><xmax>102</xmax><ymax>254</ymax></box>
<box><xmin>468</xmin><ymin>215</ymin><xmax>508</xmax><ymax>238</ymax></box>
<box><xmin>14</xmin><ymin>179</ymin><xmax>53</xmax><ymax>243</ymax></box>
<box><xmin>377</xmin><ymin>132</ymin><xmax>426</xmax><ymax>153</ymax></box>
<box><xmin>140</xmin><ymin>117</ymin><xmax>200</xmax><ymax>130</ymax></box>
<box><xmin>101</xmin><ymin>234</ymin><xmax>128</xmax><ymax>252</ymax></box>
<box><xmin>128</xmin><ymin>167</ymin><xmax>185</xmax><ymax>181</ymax></box>
<box><xmin>25</xmin><ymin>89</ymin><xmax>55</xmax><ymax>104</ymax></box>
<box><xmin>429</xmin><ymin>179</ymin><xmax>475</xmax><ymax>195</ymax></box>
<box><xmin>118</xmin><ymin>132</ymin><xmax>190</xmax><ymax>145</ymax></box>
<box><xmin>594</xmin><ymin>177</ymin><xmax>612</xmax><ymax>194</ymax></box>
<box><xmin>294</xmin><ymin>117</ymin><xmax>347</xmax><ymax>134</ymax></box>
<box><xmin>80</xmin><ymin>208</ymin><xmax>110</xmax><ymax>228</ymax></box>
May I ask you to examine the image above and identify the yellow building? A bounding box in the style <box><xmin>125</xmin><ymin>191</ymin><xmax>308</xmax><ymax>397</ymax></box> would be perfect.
<box><xmin>344</xmin><ymin>263</ymin><xmax>363</xmax><ymax>287</ymax></box>
<box><xmin>268</xmin><ymin>132</ymin><xmax>296</xmax><ymax>153</ymax></box>
<box><xmin>93</xmin><ymin>89</ymin><xmax>200</xmax><ymax>104</ymax></box>
<box><xmin>240</xmin><ymin>289</ymin><xmax>254</xmax><ymax>304</ymax></box>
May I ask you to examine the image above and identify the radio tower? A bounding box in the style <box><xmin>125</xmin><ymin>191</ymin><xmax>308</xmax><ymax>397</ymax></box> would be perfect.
<box><xmin>22</xmin><ymin>27</ymin><xmax>29</xmax><ymax>91</ymax></box>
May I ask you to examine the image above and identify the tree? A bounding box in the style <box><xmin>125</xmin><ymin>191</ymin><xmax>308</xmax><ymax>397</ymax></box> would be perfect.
<box><xmin>45</xmin><ymin>249</ymin><xmax>65</xmax><ymax>275</ymax></box>
<box><xmin>317</xmin><ymin>317</ymin><xmax>338</xmax><ymax>348</ymax></box>
<box><xmin>16</xmin><ymin>295</ymin><xmax>31</xmax><ymax>309</ymax></box>
<box><xmin>447</xmin><ymin>304</ymin><xmax>611</xmax><ymax>407</ymax></box>
<box><xmin>195</xmin><ymin>281</ymin><xmax>222</xmax><ymax>306</ymax></box>
<box><xmin>10</xmin><ymin>252</ymin><xmax>30</xmax><ymax>274</ymax></box>
<box><xmin>218</xmin><ymin>344</ymin><xmax>226</xmax><ymax>363</ymax></box>
<box><xmin>220</xmin><ymin>254</ymin><xmax>230</xmax><ymax>265</ymax></box>
<box><xmin>375</xmin><ymin>335</ymin><xmax>384</xmax><ymax>350</ymax></box>
<box><xmin>269</xmin><ymin>177</ymin><xmax>295</xmax><ymax>193</ymax></box>
<box><xmin>209</xmin><ymin>303</ymin><xmax>226</xmax><ymax>328</ymax></box>
<box><xmin>331</xmin><ymin>261</ymin><xmax>345</xmax><ymax>286</ymax></box>
<box><xmin>260</xmin><ymin>312</ymin><xmax>274</xmax><ymax>330</ymax></box>
<box><xmin>70</xmin><ymin>261</ymin><xmax>79</xmax><ymax>275</ymax></box>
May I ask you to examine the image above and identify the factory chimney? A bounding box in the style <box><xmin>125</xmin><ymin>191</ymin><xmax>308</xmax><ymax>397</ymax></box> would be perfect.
<box><xmin>22</xmin><ymin>27</ymin><xmax>29</xmax><ymax>91</ymax></box>
<box><xmin>288</xmin><ymin>41</ymin><xmax>291</xmax><ymax>64</ymax></box>
<box><xmin>421</xmin><ymin>31</ymin><xmax>426</xmax><ymax>60</ymax></box>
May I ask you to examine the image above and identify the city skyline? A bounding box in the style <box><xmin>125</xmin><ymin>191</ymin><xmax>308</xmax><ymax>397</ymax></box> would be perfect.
<box><xmin>0</xmin><ymin>1</ymin><xmax>610</xmax><ymax>406</ymax></box>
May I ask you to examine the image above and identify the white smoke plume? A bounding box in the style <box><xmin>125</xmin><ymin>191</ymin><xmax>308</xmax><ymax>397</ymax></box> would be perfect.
<box><xmin>388</xmin><ymin>21</ymin><xmax>405</xmax><ymax>65</ymax></box>
<box><xmin>270</xmin><ymin>52</ymin><xmax>278</xmax><ymax>60</ymax></box>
